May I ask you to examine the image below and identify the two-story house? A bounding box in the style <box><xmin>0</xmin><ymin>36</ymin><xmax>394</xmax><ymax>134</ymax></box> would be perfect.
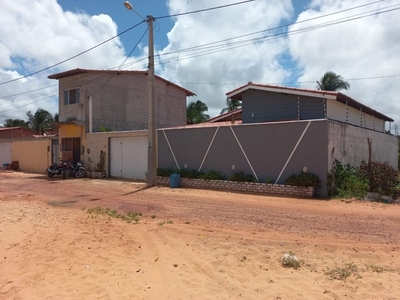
<box><xmin>48</xmin><ymin>68</ymin><xmax>195</xmax><ymax>163</ymax></box>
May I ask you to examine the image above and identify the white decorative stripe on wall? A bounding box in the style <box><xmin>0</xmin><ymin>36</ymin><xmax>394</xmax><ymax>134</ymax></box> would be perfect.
<box><xmin>198</xmin><ymin>127</ymin><xmax>220</xmax><ymax>172</ymax></box>
<box><xmin>230</xmin><ymin>126</ymin><xmax>259</xmax><ymax>181</ymax></box>
<box><xmin>275</xmin><ymin>121</ymin><xmax>311</xmax><ymax>184</ymax></box>
<box><xmin>162</xmin><ymin>130</ymin><xmax>180</xmax><ymax>170</ymax></box>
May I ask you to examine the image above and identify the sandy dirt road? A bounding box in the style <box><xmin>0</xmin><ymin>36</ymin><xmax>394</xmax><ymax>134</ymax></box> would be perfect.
<box><xmin>0</xmin><ymin>172</ymin><xmax>399</xmax><ymax>299</ymax></box>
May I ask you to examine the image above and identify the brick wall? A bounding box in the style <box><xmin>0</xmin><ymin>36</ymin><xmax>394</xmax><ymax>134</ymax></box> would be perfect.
<box><xmin>157</xmin><ymin>176</ymin><xmax>314</xmax><ymax>197</ymax></box>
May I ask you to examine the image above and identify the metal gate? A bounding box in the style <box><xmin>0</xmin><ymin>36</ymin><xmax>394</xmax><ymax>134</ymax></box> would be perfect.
<box><xmin>110</xmin><ymin>136</ymin><xmax>148</xmax><ymax>179</ymax></box>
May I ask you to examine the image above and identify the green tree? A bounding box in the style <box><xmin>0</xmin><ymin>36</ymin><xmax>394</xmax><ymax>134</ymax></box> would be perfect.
<box><xmin>220</xmin><ymin>97</ymin><xmax>242</xmax><ymax>114</ymax></box>
<box><xmin>3</xmin><ymin>119</ymin><xmax>29</xmax><ymax>128</ymax></box>
<box><xmin>26</xmin><ymin>108</ymin><xmax>54</xmax><ymax>134</ymax></box>
<box><xmin>187</xmin><ymin>100</ymin><xmax>210</xmax><ymax>124</ymax></box>
<box><xmin>316</xmin><ymin>71</ymin><xmax>350</xmax><ymax>91</ymax></box>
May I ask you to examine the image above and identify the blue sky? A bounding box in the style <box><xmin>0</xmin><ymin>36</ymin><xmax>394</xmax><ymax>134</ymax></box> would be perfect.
<box><xmin>1</xmin><ymin>0</ymin><xmax>400</xmax><ymax>129</ymax></box>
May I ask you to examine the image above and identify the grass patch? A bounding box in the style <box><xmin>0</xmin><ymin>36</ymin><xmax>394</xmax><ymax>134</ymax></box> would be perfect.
<box><xmin>84</xmin><ymin>207</ymin><xmax>141</xmax><ymax>223</ymax></box>
<box><xmin>47</xmin><ymin>200</ymin><xmax>78</xmax><ymax>207</ymax></box>
<box><xmin>325</xmin><ymin>262</ymin><xmax>361</xmax><ymax>281</ymax></box>
<box><xmin>365</xmin><ymin>263</ymin><xmax>385</xmax><ymax>273</ymax></box>
<box><xmin>158</xmin><ymin>220</ymin><xmax>173</xmax><ymax>226</ymax></box>
<box><xmin>151</xmin><ymin>215</ymin><xmax>157</xmax><ymax>219</ymax></box>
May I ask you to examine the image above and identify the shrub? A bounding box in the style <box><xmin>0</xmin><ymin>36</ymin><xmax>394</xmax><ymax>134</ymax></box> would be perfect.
<box><xmin>230</xmin><ymin>171</ymin><xmax>259</xmax><ymax>182</ymax></box>
<box><xmin>328</xmin><ymin>161</ymin><xmax>368</xmax><ymax>198</ymax></box>
<box><xmin>359</xmin><ymin>161</ymin><xmax>399</xmax><ymax>196</ymax></box>
<box><xmin>200</xmin><ymin>170</ymin><xmax>225</xmax><ymax>180</ymax></box>
<box><xmin>157</xmin><ymin>168</ymin><xmax>174</xmax><ymax>177</ymax></box>
<box><xmin>266</xmin><ymin>178</ymin><xmax>274</xmax><ymax>184</ymax></box>
<box><xmin>284</xmin><ymin>172</ymin><xmax>320</xmax><ymax>188</ymax></box>
<box><xmin>177</xmin><ymin>169</ymin><xmax>204</xmax><ymax>178</ymax></box>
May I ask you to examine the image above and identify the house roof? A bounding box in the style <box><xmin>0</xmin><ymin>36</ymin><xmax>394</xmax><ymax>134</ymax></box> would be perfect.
<box><xmin>0</xmin><ymin>126</ymin><xmax>36</xmax><ymax>132</ymax></box>
<box><xmin>226</xmin><ymin>83</ymin><xmax>393</xmax><ymax>122</ymax></box>
<box><xmin>48</xmin><ymin>68</ymin><xmax>196</xmax><ymax>97</ymax></box>
<box><xmin>208</xmin><ymin>108</ymin><xmax>243</xmax><ymax>123</ymax></box>
<box><xmin>0</xmin><ymin>126</ymin><xmax>41</xmax><ymax>138</ymax></box>
<box><xmin>162</xmin><ymin>120</ymin><xmax>242</xmax><ymax>130</ymax></box>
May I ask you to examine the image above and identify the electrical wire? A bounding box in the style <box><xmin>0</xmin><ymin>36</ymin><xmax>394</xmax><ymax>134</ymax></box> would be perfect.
<box><xmin>1</xmin><ymin>1</ymin><xmax>398</xmax><ymax>114</ymax></box>
<box><xmin>0</xmin><ymin>0</ymin><xmax>389</xmax><ymax>94</ymax></box>
<box><xmin>0</xmin><ymin>20</ymin><xmax>146</xmax><ymax>86</ymax></box>
<box><xmin>155</xmin><ymin>0</ymin><xmax>256</xmax><ymax>19</ymax></box>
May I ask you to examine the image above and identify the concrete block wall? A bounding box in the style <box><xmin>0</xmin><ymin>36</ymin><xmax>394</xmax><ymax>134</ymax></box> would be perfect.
<box><xmin>157</xmin><ymin>176</ymin><xmax>314</xmax><ymax>197</ymax></box>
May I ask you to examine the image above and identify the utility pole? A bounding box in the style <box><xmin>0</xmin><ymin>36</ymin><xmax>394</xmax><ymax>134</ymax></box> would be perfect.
<box><xmin>147</xmin><ymin>15</ymin><xmax>157</xmax><ymax>187</ymax></box>
<box><xmin>123</xmin><ymin>2</ymin><xmax>157</xmax><ymax>187</ymax></box>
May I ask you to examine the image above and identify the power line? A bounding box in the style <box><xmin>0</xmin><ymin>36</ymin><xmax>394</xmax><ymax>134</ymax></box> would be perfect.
<box><xmin>0</xmin><ymin>1</ymin><xmax>256</xmax><ymax>87</ymax></box>
<box><xmin>0</xmin><ymin>21</ymin><xmax>146</xmax><ymax>86</ymax></box>
<box><xmin>1</xmin><ymin>1</ymin><xmax>398</xmax><ymax>113</ymax></box>
<box><xmin>153</xmin><ymin>3</ymin><xmax>400</xmax><ymax>65</ymax></box>
<box><xmin>155</xmin><ymin>0</ymin><xmax>256</xmax><ymax>19</ymax></box>
<box><xmin>0</xmin><ymin>0</ymin><xmax>389</xmax><ymax>91</ymax></box>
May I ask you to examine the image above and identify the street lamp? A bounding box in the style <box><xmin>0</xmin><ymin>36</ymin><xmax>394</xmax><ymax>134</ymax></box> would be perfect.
<box><xmin>124</xmin><ymin>1</ymin><xmax>157</xmax><ymax>187</ymax></box>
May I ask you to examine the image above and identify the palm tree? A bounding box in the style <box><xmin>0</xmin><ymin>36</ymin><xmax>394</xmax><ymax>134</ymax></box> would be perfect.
<box><xmin>3</xmin><ymin>119</ymin><xmax>29</xmax><ymax>128</ymax></box>
<box><xmin>26</xmin><ymin>108</ymin><xmax>54</xmax><ymax>134</ymax></box>
<box><xmin>220</xmin><ymin>98</ymin><xmax>242</xmax><ymax>114</ymax></box>
<box><xmin>187</xmin><ymin>100</ymin><xmax>210</xmax><ymax>124</ymax></box>
<box><xmin>316</xmin><ymin>71</ymin><xmax>350</xmax><ymax>91</ymax></box>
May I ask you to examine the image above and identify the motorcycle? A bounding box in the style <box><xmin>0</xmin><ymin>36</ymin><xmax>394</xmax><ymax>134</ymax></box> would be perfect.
<box><xmin>66</xmin><ymin>161</ymin><xmax>86</xmax><ymax>179</ymax></box>
<box><xmin>47</xmin><ymin>160</ymin><xmax>68</xmax><ymax>178</ymax></box>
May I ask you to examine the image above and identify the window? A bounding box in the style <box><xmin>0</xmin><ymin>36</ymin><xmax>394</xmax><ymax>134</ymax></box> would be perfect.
<box><xmin>64</xmin><ymin>88</ymin><xmax>80</xmax><ymax>105</ymax></box>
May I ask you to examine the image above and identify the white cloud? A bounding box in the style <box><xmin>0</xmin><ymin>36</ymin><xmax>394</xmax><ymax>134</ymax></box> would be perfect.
<box><xmin>160</xmin><ymin>0</ymin><xmax>294</xmax><ymax>117</ymax></box>
<box><xmin>0</xmin><ymin>0</ymin><xmax>127</xmax><ymax>124</ymax></box>
<box><xmin>288</xmin><ymin>0</ymin><xmax>400</xmax><ymax>127</ymax></box>
<box><xmin>1</xmin><ymin>0</ymin><xmax>398</xmax><ymax>131</ymax></box>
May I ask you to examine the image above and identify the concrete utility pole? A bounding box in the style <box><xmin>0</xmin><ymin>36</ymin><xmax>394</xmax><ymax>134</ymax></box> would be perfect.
<box><xmin>147</xmin><ymin>15</ymin><xmax>157</xmax><ymax>187</ymax></box>
<box><xmin>123</xmin><ymin>2</ymin><xmax>157</xmax><ymax>187</ymax></box>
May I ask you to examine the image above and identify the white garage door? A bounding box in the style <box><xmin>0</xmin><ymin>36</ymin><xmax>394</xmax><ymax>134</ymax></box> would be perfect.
<box><xmin>0</xmin><ymin>142</ymin><xmax>12</xmax><ymax>166</ymax></box>
<box><xmin>110</xmin><ymin>136</ymin><xmax>148</xmax><ymax>179</ymax></box>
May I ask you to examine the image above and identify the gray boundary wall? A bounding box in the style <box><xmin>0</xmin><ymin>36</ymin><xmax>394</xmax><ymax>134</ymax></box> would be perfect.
<box><xmin>327</xmin><ymin>120</ymin><xmax>398</xmax><ymax>171</ymax></box>
<box><xmin>158</xmin><ymin>119</ymin><xmax>398</xmax><ymax>197</ymax></box>
<box><xmin>158</xmin><ymin>120</ymin><xmax>329</xmax><ymax>196</ymax></box>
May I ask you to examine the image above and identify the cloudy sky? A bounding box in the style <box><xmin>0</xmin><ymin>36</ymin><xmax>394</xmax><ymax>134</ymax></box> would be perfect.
<box><xmin>0</xmin><ymin>0</ymin><xmax>399</xmax><ymax>131</ymax></box>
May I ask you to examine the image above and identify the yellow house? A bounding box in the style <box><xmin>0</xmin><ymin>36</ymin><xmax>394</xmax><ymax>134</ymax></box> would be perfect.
<box><xmin>58</xmin><ymin>122</ymin><xmax>86</xmax><ymax>162</ymax></box>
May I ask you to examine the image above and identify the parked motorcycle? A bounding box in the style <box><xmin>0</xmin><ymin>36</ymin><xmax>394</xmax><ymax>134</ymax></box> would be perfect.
<box><xmin>66</xmin><ymin>161</ymin><xmax>86</xmax><ymax>178</ymax></box>
<box><xmin>47</xmin><ymin>160</ymin><xmax>68</xmax><ymax>178</ymax></box>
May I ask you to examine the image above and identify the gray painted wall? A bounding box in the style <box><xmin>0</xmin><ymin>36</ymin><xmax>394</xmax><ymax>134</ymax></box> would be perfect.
<box><xmin>159</xmin><ymin>120</ymin><xmax>329</xmax><ymax>196</ymax></box>
<box><xmin>159</xmin><ymin>120</ymin><xmax>398</xmax><ymax>197</ymax></box>
<box><xmin>327</xmin><ymin>121</ymin><xmax>398</xmax><ymax>171</ymax></box>
<box><xmin>242</xmin><ymin>90</ymin><xmax>325</xmax><ymax>123</ymax></box>
<box><xmin>58</xmin><ymin>72</ymin><xmax>187</xmax><ymax>132</ymax></box>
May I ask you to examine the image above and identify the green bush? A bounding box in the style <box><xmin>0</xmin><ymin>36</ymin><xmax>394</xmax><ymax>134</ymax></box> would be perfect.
<box><xmin>284</xmin><ymin>172</ymin><xmax>320</xmax><ymax>188</ymax></box>
<box><xmin>177</xmin><ymin>169</ymin><xmax>204</xmax><ymax>178</ymax></box>
<box><xmin>157</xmin><ymin>168</ymin><xmax>174</xmax><ymax>177</ymax></box>
<box><xmin>359</xmin><ymin>161</ymin><xmax>399</xmax><ymax>196</ymax></box>
<box><xmin>230</xmin><ymin>171</ymin><xmax>259</xmax><ymax>183</ymax></box>
<box><xmin>200</xmin><ymin>170</ymin><xmax>225</xmax><ymax>180</ymax></box>
<box><xmin>329</xmin><ymin>161</ymin><xmax>368</xmax><ymax>198</ymax></box>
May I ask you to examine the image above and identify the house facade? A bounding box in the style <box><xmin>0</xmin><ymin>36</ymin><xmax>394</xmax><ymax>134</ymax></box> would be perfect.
<box><xmin>158</xmin><ymin>83</ymin><xmax>397</xmax><ymax>197</ymax></box>
<box><xmin>48</xmin><ymin>68</ymin><xmax>195</xmax><ymax>171</ymax></box>
<box><xmin>226</xmin><ymin>83</ymin><xmax>392</xmax><ymax>132</ymax></box>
